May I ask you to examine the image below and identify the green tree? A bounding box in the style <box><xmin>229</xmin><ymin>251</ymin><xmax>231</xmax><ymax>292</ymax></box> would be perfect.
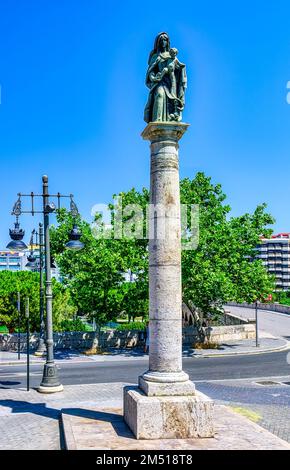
<box><xmin>180</xmin><ymin>173</ymin><xmax>275</xmax><ymax>316</ymax></box>
<box><xmin>50</xmin><ymin>173</ymin><xmax>275</xmax><ymax>322</ymax></box>
<box><xmin>51</xmin><ymin>279</ymin><xmax>78</xmax><ymax>330</ymax></box>
<box><xmin>50</xmin><ymin>210</ymin><xmax>127</xmax><ymax>325</ymax></box>
<box><xmin>0</xmin><ymin>270</ymin><xmax>77</xmax><ymax>332</ymax></box>
<box><xmin>108</xmin><ymin>188</ymin><xmax>149</xmax><ymax>322</ymax></box>
<box><xmin>0</xmin><ymin>271</ymin><xmax>39</xmax><ymax>332</ymax></box>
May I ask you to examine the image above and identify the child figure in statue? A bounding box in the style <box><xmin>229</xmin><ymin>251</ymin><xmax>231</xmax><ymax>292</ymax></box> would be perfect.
<box><xmin>167</xmin><ymin>48</ymin><xmax>184</xmax><ymax>120</ymax></box>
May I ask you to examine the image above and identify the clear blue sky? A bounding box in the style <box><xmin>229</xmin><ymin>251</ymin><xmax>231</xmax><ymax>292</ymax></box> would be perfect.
<box><xmin>1</xmin><ymin>0</ymin><xmax>290</xmax><ymax>246</ymax></box>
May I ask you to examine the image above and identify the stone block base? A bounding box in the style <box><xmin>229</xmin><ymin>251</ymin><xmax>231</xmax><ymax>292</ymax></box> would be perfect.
<box><xmin>123</xmin><ymin>386</ymin><xmax>214</xmax><ymax>439</ymax></box>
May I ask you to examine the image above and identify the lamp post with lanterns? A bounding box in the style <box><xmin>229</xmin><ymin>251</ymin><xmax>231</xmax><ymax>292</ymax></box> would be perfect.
<box><xmin>7</xmin><ymin>175</ymin><xmax>84</xmax><ymax>393</ymax></box>
<box><xmin>25</xmin><ymin>224</ymin><xmax>46</xmax><ymax>357</ymax></box>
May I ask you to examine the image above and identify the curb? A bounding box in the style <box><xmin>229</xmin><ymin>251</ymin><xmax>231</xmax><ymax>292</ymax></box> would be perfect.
<box><xmin>0</xmin><ymin>360</ymin><xmax>44</xmax><ymax>366</ymax></box>
<box><xmin>60</xmin><ymin>413</ymin><xmax>76</xmax><ymax>450</ymax></box>
<box><xmin>0</xmin><ymin>359</ymin><xmax>94</xmax><ymax>366</ymax></box>
<box><xmin>193</xmin><ymin>342</ymin><xmax>290</xmax><ymax>358</ymax></box>
<box><xmin>1</xmin><ymin>342</ymin><xmax>290</xmax><ymax>365</ymax></box>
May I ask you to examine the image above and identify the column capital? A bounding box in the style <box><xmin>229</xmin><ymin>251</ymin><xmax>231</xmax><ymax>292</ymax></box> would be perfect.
<box><xmin>141</xmin><ymin>122</ymin><xmax>189</xmax><ymax>143</ymax></box>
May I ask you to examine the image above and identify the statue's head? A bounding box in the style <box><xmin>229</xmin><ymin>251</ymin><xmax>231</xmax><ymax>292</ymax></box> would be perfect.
<box><xmin>154</xmin><ymin>32</ymin><xmax>170</xmax><ymax>53</ymax></box>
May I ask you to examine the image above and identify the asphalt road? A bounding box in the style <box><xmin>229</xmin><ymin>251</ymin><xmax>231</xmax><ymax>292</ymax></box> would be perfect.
<box><xmin>1</xmin><ymin>350</ymin><xmax>290</xmax><ymax>389</ymax></box>
<box><xmin>1</xmin><ymin>306</ymin><xmax>290</xmax><ymax>390</ymax></box>
<box><xmin>226</xmin><ymin>306</ymin><xmax>290</xmax><ymax>339</ymax></box>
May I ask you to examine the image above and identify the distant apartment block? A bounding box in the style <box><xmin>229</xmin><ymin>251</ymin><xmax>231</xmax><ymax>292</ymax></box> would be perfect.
<box><xmin>256</xmin><ymin>233</ymin><xmax>290</xmax><ymax>291</ymax></box>
<box><xmin>0</xmin><ymin>248</ymin><xmax>60</xmax><ymax>280</ymax></box>
<box><xmin>0</xmin><ymin>250</ymin><xmax>26</xmax><ymax>272</ymax></box>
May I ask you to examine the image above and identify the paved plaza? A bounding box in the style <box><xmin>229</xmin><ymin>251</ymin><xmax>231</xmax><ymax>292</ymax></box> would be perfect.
<box><xmin>1</xmin><ymin>305</ymin><xmax>290</xmax><ymax>449</ymax></box>
<box><xmin>1</xmin><ymin>377</ymin><xmax>290</xmax><ymax>449</ymax></box>
<box><xmin>62</xmin><ymin>404</ymin><xmax>290</xmax><ymax>450</ymax></box>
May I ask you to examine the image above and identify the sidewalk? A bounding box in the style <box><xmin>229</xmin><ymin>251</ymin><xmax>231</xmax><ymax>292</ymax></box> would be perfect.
<box><xmin>192</xmin><ymin>337</ymin><xmax>290</xmax><ymax>357</ymax></box>
<box><xmin>0</xmin><ymin>382</ymin><xmax>128</xmax><ymax>450</ymax></box>
<box><xmin>0</xmin><ymin>349</ymin><xmax>96</xmax><ymax>365</ymax></box>
<box><xmin>1</xmin><ymin>336</ymin><xmax>289</xmax><ymax>365</ymax></box>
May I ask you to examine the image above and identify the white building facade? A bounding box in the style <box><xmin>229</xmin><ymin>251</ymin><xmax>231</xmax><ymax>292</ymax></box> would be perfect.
<box><xmin>256</xmin><ymin>233</ymin><xmax>290</xmax><ymax>291</ymax></box>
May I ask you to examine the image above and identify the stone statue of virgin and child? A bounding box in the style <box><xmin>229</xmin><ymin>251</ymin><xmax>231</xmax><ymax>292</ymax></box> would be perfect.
<box><xmin>144</xmin><ymin>32</ymin><xmax>187</xmax><ymax>123</ymax></box>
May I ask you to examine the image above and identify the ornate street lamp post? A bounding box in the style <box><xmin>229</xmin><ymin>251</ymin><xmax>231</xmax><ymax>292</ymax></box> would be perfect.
<box><xmin>7</xmin><ymin>175</ymin><xmax>83</xmax><ymax>393</ymax></box>
<box><xmin>25</xmin><ymin>225</ymin><xmax>46</xmax><ymax>356</ymax></box>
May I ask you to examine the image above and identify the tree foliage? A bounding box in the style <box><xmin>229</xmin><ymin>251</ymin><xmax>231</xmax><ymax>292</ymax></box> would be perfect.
<box><xmin>50</xmin><ymin>172</ymin><xmax>275</xmax><ymax>322</ymax></box>
<box><xmin>0</xmin><ymin>270</ymin><xmax>77</xmax><ymax>332</ymax></box>
<box><xmin>180</xmin><ymin>173</ymin><xmax>275</xmax><ymax>316</ymax></box>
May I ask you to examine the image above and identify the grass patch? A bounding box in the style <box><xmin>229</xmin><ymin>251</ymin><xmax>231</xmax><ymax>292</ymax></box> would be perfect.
<box><xmin>116</xmin><ymin>322</ymin><xmax>146</xmax><ymax>331</ymax></box>
<box><xmin>230</xmin><ymin>406</ymin><xmax>262</xmax><ymax>423</ymax></box>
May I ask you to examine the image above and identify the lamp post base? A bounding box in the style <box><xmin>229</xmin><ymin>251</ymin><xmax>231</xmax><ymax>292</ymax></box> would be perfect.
<box><xmin>38</xmin><ymin>384</ymin><xmax>64</xmax><ymax>394</ymax></box>
<box><xmin>38</xmin><ymin>362</ymin><xmax>63</xmax><ymax>394</ymax></box>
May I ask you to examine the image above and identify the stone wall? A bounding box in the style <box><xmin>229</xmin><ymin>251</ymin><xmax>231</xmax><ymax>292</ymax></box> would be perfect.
<box><xmin>0</xmin><ymin>330</ymin><xmax>142</xmax><ymax>352</ymax></box>
<box><xmin>0</xmin><ymin>323</ymin><xmax>256</xmax><ymax>352</ymax></box>
<box><xmin>182</xmin><ymin>324</ymin><xmax>256</xmax><ymax>346</ymax></box>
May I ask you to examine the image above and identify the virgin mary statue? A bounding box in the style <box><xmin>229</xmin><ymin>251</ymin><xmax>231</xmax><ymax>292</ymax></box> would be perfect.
<box><xmin>144</xmin><ymin>32</ymin><xmax>187</xmax><ymax>123</ymax></box>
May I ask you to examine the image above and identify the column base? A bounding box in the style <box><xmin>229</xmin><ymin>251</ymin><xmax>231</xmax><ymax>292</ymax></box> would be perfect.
<box><xmin>139</xmin><ymin>376</ymin><xmax>196</xmax><ymax>397</ymax></box>
<box><xmin>124</xmin><ymin>386</ymin><xmax>214</xmax><ymax>440</ymax></box>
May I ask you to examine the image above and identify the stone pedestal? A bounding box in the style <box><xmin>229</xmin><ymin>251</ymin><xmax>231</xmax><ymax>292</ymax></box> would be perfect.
<box><xmin>124</xmin><ymin>387</ymin><xmax>214</xmax><ymax>440</ymax></box>
<box><xmin>123</xmin><ymin>122</ymin><xmax>214</xmax><ymax>439</ymax></box>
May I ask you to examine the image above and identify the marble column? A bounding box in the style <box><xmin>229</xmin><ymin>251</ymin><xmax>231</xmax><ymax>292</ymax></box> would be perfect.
<box><xmin>123</xmin><ymin>122</ymin><xmax>214</xmax><ymax>440</ymax></box>
<box><xmin>139</xmin><ymin>122</ymin><xmax>194</xmax><ymax>396</ymax></box>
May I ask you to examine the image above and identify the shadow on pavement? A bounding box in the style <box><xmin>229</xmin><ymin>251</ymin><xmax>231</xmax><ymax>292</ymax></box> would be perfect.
<box><xmin>0</xmin><ymin>399</ymin><xmax>132</xmax><ymax>438</ymax></box>
<box><xmin>0</xmin><ymin>381</ymin><xmax>21</xmax><ymax>389</ymax></box>
<box><xmin>0</xmin><ymin>400</ymin><xmax>60</xmax><ymax>419</ymax></box>
<box><xmin>54</xmin><ymin>350</ymin><xmax>87</xmax><ymax>360</ymax></box>
<box><xmin>101</xmin><ymin>348</ymin><xmax>147</xmax><ymax>357</ymax></box>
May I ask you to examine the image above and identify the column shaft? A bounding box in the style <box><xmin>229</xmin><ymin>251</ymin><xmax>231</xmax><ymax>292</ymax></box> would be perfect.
<box><xmin>140</xmin><ymin>122</ymin><xmax>192</xmax><ymax>389</ymax></box>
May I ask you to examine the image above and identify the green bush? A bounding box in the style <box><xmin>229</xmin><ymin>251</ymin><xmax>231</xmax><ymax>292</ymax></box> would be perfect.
<box><xmin>0</xmin><ymin>325</ymin><xmax>9</xmax><ymax>333</ymax></box>
<box><xmin>116</xmin><ymin>321</ymin><xmax>146</xmax><ymax>331</ymax></box>
<box><xmin>56</xmin><ymin>318</ymin><xmax>91</xmax><ymax>332</ymax></box>
<box><xmin>275</xmin><ymin>291</ymin><xmax>290</xmax><ymax>306</ymax></box>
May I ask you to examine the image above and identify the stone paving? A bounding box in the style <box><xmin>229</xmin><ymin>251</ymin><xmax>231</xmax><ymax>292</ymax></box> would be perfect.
<box><xmin>0</xmin><ymin>413</ymin><xmax>60</xmax><ymax>450</ymax></box>
<box><xmin>0</xmin><ymin>382</ymin><xmax>131</xmax><ymax>450</ymax></box>
<box><xmin>62</xmin><ymin>405</ymin><xmax>290</xmax><ymax>450</ymax></box>
<box><xmin>197</xmin><ymin>376</ymin><xmax>290</xmax><ymax>444</ymax></box>
<box><xmin>1</xmin><ymin>378</ymin><xmax>290</xmax><ymax>449</ymax></box>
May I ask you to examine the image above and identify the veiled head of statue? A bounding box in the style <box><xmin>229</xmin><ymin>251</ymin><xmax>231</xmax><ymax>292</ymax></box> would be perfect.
<box><xmin>154</xmin><ymin>32</ymin><xmax>170</xmax><ymax>53</ymax></box>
